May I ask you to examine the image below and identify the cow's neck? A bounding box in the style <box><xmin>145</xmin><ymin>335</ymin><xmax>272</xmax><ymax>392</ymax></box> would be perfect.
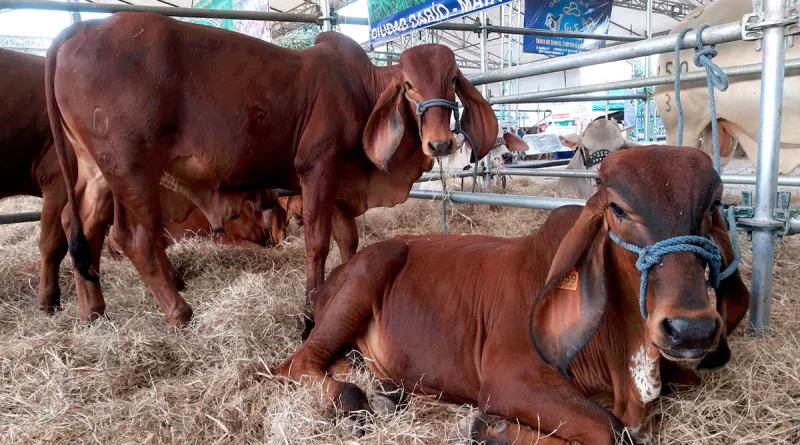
<box><xmin>367</xmin><ymin>64</ymin><xmax>402</xmax><ymax>104</ymax></box>
<box><xmin>570</xmin><ymin>243</ymin><xmax>661</xmax><ymax>435</ymax></box>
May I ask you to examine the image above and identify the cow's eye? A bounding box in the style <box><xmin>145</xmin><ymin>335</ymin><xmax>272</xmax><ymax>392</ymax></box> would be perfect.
<box><xmin>451</xmin><ymin>76</ymin><xmax>458</xmax><ymax>85</ymax></box>
<box><xmin>710</xmin><ymin>199</ymin><xmax>721</xmax><ymax>214</ymax></box>
<box><xmin>610</xmin><ymin>202</ymin><xmax>626</xmax><ymax>218</ymax></box>
<box><xmin>405</xmin><ymin>81</ymin><xmax>413</xmax><ymax>90</ymax></box>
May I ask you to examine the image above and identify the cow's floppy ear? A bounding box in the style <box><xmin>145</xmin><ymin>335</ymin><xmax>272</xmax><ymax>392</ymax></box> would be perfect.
<box><xmin>455</xmin><ymin>70</ymin><xmax>498</xmax><ymax>161</ymax></box>
<box><xmin>559</xmin><ymin>134</ymin><xmax>582</xmax><ymax>149</ymax></box>
<box><xmin>621</xmin><ymin>137</ymin><xmax>641</xmax><ymax>148</ymax></box>
<box><xmin>698</xmin><ymin>208</ymin><xmax>750</xmax><ymax>369</ymax></box>
<box><xmin>502</xmin><ymin>132</ymin><xmax>529</xmax><ymax>152</ymax></box>
<box><xmin>363</xmin><ymin>80</ymin><xmax>407</xmax><ymax>173</ymax></box>
<box><xmin>530</xmin><ymin>195</ymin><xmax>608</xmax><ymax>377</ymax></box>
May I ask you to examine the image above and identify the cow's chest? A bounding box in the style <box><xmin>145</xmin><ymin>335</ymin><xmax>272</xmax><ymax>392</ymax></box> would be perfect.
<box><xmin>629</xmin><ymin>344</ymin><xmax>661</xmax><ymax>404</ymax></box>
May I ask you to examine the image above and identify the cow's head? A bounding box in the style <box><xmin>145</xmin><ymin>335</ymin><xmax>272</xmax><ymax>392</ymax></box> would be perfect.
<box><xmin>363</xmin><ymin>44</ymin><xmax>498</xmax><ymax>173</ymax></box>
<box><xmin>531</xmin><ymin>146</ymin><xmax>741</xmax><ymax>376</ymax></box>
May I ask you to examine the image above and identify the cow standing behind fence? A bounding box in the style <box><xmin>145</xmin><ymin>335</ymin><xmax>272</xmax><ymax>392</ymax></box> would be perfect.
<box><xmin>45</xmin><ymin>13</ymin><xmax>499</xmax><ymax>327</ymax></box>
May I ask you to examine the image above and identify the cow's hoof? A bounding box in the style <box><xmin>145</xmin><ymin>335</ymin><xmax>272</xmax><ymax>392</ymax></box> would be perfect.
<box><xmin>168</xmin><ymin>305</ymin><xmax>193</xmax><ymax>327</ymax></box>
<box><xmin>39</xmin><ymin>304</ymin><xmax>62</xmax><ymax>316</ymax></box>
<box><xmin>448</xmin><ymin>412</ymin><xmax>486</xmax><ymax>442</ymax></box>
<box><xmin>340</xmin><ymin>413</ymin><xmax>369</xmax><ymax>437</ymax></box>
<box><xmin>370</xmin><ymin>395</ymin><xmax>397</xmax><ymax>416</ymax></box>
<box><xmin>84</xmin><ymin>311</ymin><xmax>109</xmax><ymax>323</ymax></box>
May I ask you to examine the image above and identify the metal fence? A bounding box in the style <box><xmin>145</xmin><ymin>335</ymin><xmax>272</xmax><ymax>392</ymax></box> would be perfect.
<box><xmin>1</xmin><ymin>0</ymin><xmax>795</xmax><ymax>334</ymax></box>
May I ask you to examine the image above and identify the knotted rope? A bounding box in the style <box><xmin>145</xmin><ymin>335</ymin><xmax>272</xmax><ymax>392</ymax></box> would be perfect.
<box><xmin>405</xmin><ymin>95</ymin><xmax>478</xmax><ymax>232</ymax></box>
<box><xmin>609</xmin><ymin>231</ymin><xmax>723</xmax><ymax>319</ymax></box>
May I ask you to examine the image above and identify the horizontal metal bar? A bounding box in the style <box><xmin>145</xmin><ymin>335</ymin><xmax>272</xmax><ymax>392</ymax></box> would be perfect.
<box><xmin>468</xmin><ymin>21</ymin><xmax>743</xmax><ymax>86</ymax></box>
<box><xmin>503</xmin><ymin>159</ymin><xmax>570</xmax><ymax>169</ymax></box>
<box><xmin>409</xmin><ymin>189</ymin><xmax>585</xmax><ymax>210</ymax></box>
<box><xmin>472</xmin><ymin>168</ymin><xmax>800</xmax><ymax>186</ymax></box>
<box><xmin>423</xmin><ymin>22</ymin><xmax>644</xmax><ymax>42</ymax></box>
<box><xmin>0</xmin><ymin>0</ymin><xmax>320</xmax><ymax>23</ymax></box>
<box><xmin>0</xmin><ymin>212</ymin><xmax>41</xmax><ymax>225</ymax></box>
<box><xmin>491</xmin><ymin>59</ymin><xmax>800</xmax><ymax>104</ymax></box>
<box><xmin>519</xmin><ymin>93</ymin><xmax>647</xmax><ymax>104</ymax></box>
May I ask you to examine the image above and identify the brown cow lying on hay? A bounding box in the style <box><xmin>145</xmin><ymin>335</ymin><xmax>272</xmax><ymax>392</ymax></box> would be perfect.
<box><xmin>276</xmin><ymin>146</ymin><xmax>749</xmax><ymax>444</ymax></box>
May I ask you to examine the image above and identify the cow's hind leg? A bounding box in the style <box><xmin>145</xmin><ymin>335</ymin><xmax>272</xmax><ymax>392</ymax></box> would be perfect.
<box><xmin>62</xmin><ymin>157</ymin><xmax>114</xmax><ymax>321</ymax></box>
<box><xmin>331</xmin><ymin>209</ymin><xmax>358</xmax><ymax>264</ymax></box>
<box><xmin>37</xmin><ymin>183</ymin><xmax>69</xmax><ymax>313</ymax></box>
<box><xmin>106</xmin><ymin>179</ymin><xmax>192</xmax><ymax>326</ymax></box>
<box><xmin>275</xmin><ymin>241</ymin><xmax>409</xmax><ymax>431</ymax></box>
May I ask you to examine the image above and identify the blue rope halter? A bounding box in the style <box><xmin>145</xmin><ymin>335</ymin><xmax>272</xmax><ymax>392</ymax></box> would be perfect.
<box><xmin>608</xmin><ymin>231</ymin><xmax>724</xmax><ymax>319</ymax></box>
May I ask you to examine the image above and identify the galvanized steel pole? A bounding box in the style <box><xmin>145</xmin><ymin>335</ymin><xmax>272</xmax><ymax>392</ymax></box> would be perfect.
<box><xmin>643</xmin><ymin>0</ymin><xmax>653</xmax><ymax>141</ymax></box>
<box><xmin>409</xmin><ymin>189</ymin><xmax>585</xmax><ymax>209</ymax></box>
<box><xmin>489</xmin><ymin>59</ymin><xmax>800</xmax><ymax>104</ymax></box>
<box><xmin>318</xmin><ymin>0</ymin><xmax>332</xmax><ymax>31</ymax></box>
<box><xmin>748</xmin><ymin>0</ymin><xmax>788</xmax><ymax>336</ymax></box>
<box><xmin>480</xmin><ymin>12</ymin><xmax>488</xmax><ymax>97</ymax></box>
<box><xmin>466</xmin><ymin>22</ymin><xmax>743</xmax><ymax>85</ymax></box>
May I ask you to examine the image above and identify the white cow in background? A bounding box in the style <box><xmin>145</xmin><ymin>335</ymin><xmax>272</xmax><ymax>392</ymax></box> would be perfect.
<box><xmin>654</xmin><ymin>0</ymin><xmax>800</xmax><ymax>174</ymax></box>
<box><xmin>555</xmin><ymin>119</ymin><xmax>640</xmax><ymax>199</ymax></box>
<box><xmin>417</xmin><ymin>125</ymin><xmax>528</xmax><ymax>191</ymax></box>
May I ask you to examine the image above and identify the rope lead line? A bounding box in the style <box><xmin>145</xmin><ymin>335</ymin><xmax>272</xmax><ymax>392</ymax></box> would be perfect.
<box><xmin>404</xmin><ymin>93</ymin><xmax>478</xmax><ymax>232</ymax></box>
<box><xmin>608</xmin><ymin>231</ymin><xmax>724</xmax><ymax>320</ymax></box>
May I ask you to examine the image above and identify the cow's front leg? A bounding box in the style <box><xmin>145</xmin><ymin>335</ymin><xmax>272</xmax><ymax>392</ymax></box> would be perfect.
<box><xmin>332</xmin><ymin>209</ymin><xmax>358</xmax><ymax>264</ymax></box>
<box><xmin>299</xmin><ymin>159</ymin><xmax>339</xmax><ymax>314</ymax></box>
<box><xmin>477</xmin><ymin>365</ymin><xmax>627</xmax><ymax>445</ymax></box>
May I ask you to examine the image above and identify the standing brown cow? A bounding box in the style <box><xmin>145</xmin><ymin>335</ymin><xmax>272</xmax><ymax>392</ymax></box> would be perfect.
<box><xmin>1</xmin><ymin>48</ymin><xmax>281</xmax><ymax>318</ymax></box>
<box><xmin>46</xmin><ymin>13</ymin><xmax>498</xmax><ymax>326</ymax></box>
<box><xmin>0</xmin><ymin>48</ymin><xmax>69</xmax><ymax>314</ymax></box>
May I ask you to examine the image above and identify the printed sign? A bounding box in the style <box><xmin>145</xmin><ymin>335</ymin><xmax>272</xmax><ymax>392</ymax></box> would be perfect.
<box><xmin>523</xmin><ymin>0</ymin><xmax>612</xmax><ymax>57</ymax></box>
<box><xmin>368</xmin><ymin>0</ymin><xmax>514</xmax><ymax>45</ymax></box>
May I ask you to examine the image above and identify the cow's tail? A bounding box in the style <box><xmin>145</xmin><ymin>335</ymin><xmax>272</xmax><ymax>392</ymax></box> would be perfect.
<box><xmin>45</xmin><ymin>22</ymin><xmax>98</xmax><ymax>283</ymax></box>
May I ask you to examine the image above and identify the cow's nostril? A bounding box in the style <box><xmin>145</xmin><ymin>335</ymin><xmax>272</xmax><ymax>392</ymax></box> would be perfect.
<box><xmin>428</xmin><ymin>140</ymin><xmax>452</xmax><ymax>156</ymax></box>
<box><xmin>662</xmin><ymin>317</ymin><xmax>718</xmax><ymax>345</ymax></box>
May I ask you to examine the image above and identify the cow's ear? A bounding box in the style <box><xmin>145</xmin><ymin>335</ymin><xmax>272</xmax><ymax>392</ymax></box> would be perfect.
<box><xmin>559</xmin><ymin>134</ymin><xmax>582</xmax><ymax>149</ymax></box>
<box><xmin>363</xmin><ymin>80</ymin><xmax>407</xmax><ymax>173</ymax></box>
<box><xmin>621</xmin><ymin>137</ymin><xmax>641</xmax><ymax>148</ymax></box>
<box><xmin>455</xmin><ymin>70</ymin><xmax>498</xmax><ymax>161</ymax></box>
<box><xmin>502</xmin><ymin>132</ymin><xmax>529</xmax><ymax>152</ymax></box>
<box><xmin>530</xmin><ymin>195</ymin><xmax>608</xmax><ymax>377</ymax></box>
<box><xmin>698</xmin><ymin>208</ymin><xmax>750</xmax><ymax>370</ymax></box>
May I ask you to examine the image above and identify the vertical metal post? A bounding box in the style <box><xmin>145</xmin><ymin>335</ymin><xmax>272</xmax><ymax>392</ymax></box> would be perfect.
<box><xmin>318</xmin><ymin>0</ymin><xmax>331</xmax><ymax>31</ymax></box>
<box><xmin>480</xmin><ymin>11</ymin><xmax>488</xmax><ymax>97</ymax></box>
<box><xmin>605</xmin><ymin>88</ymin><xmax>609</xmax><ymax>117</ymax></box>
<box><xmin>69</xmin><ymin>0</ymin><xmax>81</xmax><ymax>22</ymax></box>
<box><xmin>643</xmin><ymin>0</ymin><xmax>653</xmax><ymax>141</ymax></box>
<box><xmin>749</xmin><ymin>0</ymin><xmax>787</xmax><ymax>336</ymax></box>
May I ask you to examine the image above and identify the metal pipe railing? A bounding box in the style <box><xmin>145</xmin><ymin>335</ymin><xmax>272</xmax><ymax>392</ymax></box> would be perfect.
<box><xmin>0</xmin><ymin>0</ymin><xmax>644</xmax><ymax>42</ymax></box>
<box><xmin>419</xmin><ymin>168</ymin><xmax>800</xmax><ymax>187</ymax></box>
<box><xmin>409</xmin><ymin>189</ymin><xmax>585</xmax><ymax>210</ymax></box>
<box><xmin>0</xmin><ymin>0</ymin><xmax>322</xmax><ymax>23</ymax></box>
<box><xmin>519</xmin><ymin>93</ymin><xmax>647</xmax><ymax>104</ymax></box>
<box><xmin>467</xmin><ymin>21</ymin><xmax>745</xmax><ymax>85</ymax></box>
<box><xmin>0</xmin><ymin>212</ymin><xmax>41</xmax><ymax>225</ymax></box>
<box><xmin>490</xmin><ymin>59</ymin><xmax>800</xmax><ymax>104</ymax></box>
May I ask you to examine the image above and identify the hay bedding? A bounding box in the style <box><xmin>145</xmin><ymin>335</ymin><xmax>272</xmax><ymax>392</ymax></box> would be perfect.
<box><xmin>0</xmin><ymin>169</ymin><xmax>798</xmax><ymax>444</ymax></box>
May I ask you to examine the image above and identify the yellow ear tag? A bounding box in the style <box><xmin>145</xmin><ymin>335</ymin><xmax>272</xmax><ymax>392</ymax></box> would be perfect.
<box><xmin>554</xmin><ymin>269</ymin><xmax>579</xmax><ymax>291</ymax></box>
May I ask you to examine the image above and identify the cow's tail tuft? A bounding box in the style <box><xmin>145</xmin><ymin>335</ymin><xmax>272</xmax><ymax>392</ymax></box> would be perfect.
<box><xmin>45</xmin><ymin>22</ymin><xmax>98</xmax><ymax>283</ymax></box>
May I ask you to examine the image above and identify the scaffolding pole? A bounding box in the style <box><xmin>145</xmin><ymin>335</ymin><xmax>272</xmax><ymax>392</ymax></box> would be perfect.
<box><xmin>747</xmin><ymin>0</ymin><xmax>789</xmax><ymax>336</ymax></box>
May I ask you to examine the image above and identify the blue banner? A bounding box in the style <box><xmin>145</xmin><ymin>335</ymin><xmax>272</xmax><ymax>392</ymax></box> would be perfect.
<box><xmin>368</xmin><ymin>0</ymin><xmax>514</xmax><ymax>45</ymax></box>
<box><xmin>523</xmin><ymin>0</ymin><xmax>612</xmax><ymax>57</ymax></box>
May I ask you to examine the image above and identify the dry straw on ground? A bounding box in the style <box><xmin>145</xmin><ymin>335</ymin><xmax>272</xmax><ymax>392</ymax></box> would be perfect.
<box><xmin>0</xmin><ymin>167</ymin><xmax>798</xmax><ymax>444</ymax></box>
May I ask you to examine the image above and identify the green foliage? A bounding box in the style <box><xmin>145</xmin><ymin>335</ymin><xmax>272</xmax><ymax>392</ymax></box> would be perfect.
<box><xmin>628</xmin><ymin>58</ymin><xmax>645</xmax><ymax>78</ymax></box>
<box><xmin>273</xmin><ymin>24</ymin><xmax>321</xmax><ymax>49</ymax></box>
<box><xmin>367</xmin><ymin>0</ymin><xmax>427</xmax><ymax>22</ymax></box>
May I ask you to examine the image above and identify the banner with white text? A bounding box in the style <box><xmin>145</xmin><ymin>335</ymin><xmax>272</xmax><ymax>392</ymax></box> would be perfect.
<box><xmin>522</xmin><ymin>0</ymin><xmax>612</xmax><ymax>57</ymax></box>
<box><xmin>368</xmin><ymin>0</ymin><xmax>513</xmax><ymax>46</ymax></box>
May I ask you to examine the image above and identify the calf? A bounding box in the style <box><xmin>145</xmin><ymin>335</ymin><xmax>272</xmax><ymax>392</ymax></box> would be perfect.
<box><xmin>556</xmin><ymin>119</ymin><xmax>640</xmax><ymax>199</ymax></box>
<box><xmin>276</xmin><ymin>146</ymin><xmax>749</xmax><ymax>444</ymax></box>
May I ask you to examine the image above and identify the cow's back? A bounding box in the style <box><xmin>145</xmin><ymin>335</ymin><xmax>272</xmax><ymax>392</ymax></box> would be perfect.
<box><xmin>0</xmin><ymin>49</ymin><xmax>51</xmax><ymax>197</ymax></box>
<box><xmin>53</xmin><ymin>13</ymin><xmax>375</xmax><ymax>191</ymax></box>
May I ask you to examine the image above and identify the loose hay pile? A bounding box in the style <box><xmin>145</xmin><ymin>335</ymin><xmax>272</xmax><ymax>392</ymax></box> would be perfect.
<box><xmin>0</xmin><ymin>172</ymin><xmax>798</xmax><ymax>444</ymax></box>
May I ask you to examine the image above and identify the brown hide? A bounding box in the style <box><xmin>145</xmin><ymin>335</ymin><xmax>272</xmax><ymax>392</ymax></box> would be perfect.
<box><xmin>0</xmin><ymin>48</ymin><xmax>71</xmax><ymax>313</ymax></box>
<box><xmin>277</xmin><ymin>147</ymin><xmax>750</xmax><ymax>445</ymax></box>
<box><xmin>45</xmin><ymin>13</ymin><xmax>498</xmax><ymax>325</ymax></box>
